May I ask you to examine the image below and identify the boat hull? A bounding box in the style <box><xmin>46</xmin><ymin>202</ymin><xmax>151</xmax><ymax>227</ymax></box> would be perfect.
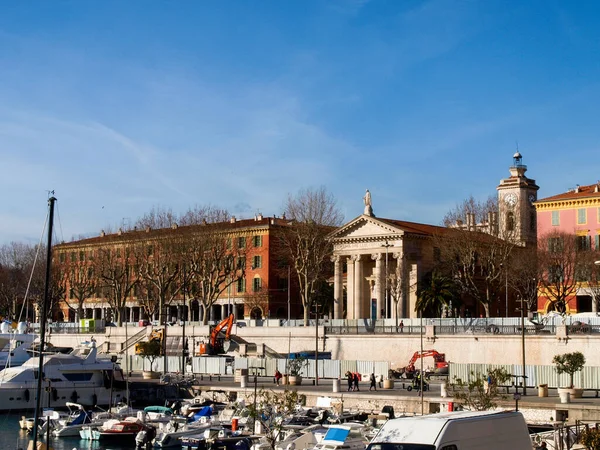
<box><xmin>0</xmin><ymin>383</ymin><xmax>124</xmax><ymax>411</ymax></box>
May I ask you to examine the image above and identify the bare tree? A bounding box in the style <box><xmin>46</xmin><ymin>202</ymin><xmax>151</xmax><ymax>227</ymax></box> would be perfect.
<box><xmin>278</xmin><ymin>187</ymin><xmax>343</xmax><ymax>325</ymax></box>
<box><xmin>537</xmin><ymin>231</ymin><xmax>590</xmax><ymax>314</ymax></box>
<box><xmin>184</xmin><ymin>229</ymin><xmax>246</xmax><ymax>325</ymax></box>
<box><xmin>178</xmin><ymin>205</ymin><xmax>230</xmax><ymax>226</ymax></box>
<box><xmin>443</xmin><ymin>195</ymin><xmax>498</xmax><ymax>228</ymax></box>
<box><xmin>434</xmin><ymin>228</ymin><xmax>513</xmax><ymax>317</ymax></box>
<box><xmin>507</xmin><ymin>246</ymin><xmax>539</xmax><ymax>312</ymax></box>
<box><xmin>136</xmin><ymin>236</ymin><xmax>184</xmax><ymax>324</ymax></box>
<box><xmin>436</xmin><ymin>195</ymin><xmax>520</xmax><ymax>317</ymax></box>
<box><xmin>0</xmin><ymin>242</ymin><xmax>40</xmax><ymax>319</ymax></box>
<box><xmin>133</xmin><ymin>205</ymin><xmax>178</xmax><ymax>230</ymax></box>
<box><xmin>60</xmin><ymin>259</ymin><xmax>97</xmax><ymax>321</ymax></box>
<box><xmin>93</xmin><ymin>246</ymin><xmax>140</xmax><ymax>325</ymax></box>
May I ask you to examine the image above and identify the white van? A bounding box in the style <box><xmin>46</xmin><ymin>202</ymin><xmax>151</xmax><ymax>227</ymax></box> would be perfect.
<box><xmin>367</xmin><ymin>410</ymin><xmax>532</xmax><ymax>450</ymax></box>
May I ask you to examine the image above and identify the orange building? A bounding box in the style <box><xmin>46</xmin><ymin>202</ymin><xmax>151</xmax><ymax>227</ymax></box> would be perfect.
<box><xmin>53</xmin><ymin>214</ymin><xmax>300</xmax><ymax>323</ymax></box>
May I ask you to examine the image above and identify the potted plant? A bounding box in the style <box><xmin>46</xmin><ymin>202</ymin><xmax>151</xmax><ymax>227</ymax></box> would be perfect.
<box><xmin>136</xmin><ymin>339</ymin><xmax>162</xmax><ymax>379</ymax></box>
<box><xmin>553</xmin><ymin>351</ymin><xmax>586</xmax><ymax>399</ymax></box>
<box><xmin>287</xmin><ymin>357</ymin><xmax>307</xmax><ymax>386</ymax></box>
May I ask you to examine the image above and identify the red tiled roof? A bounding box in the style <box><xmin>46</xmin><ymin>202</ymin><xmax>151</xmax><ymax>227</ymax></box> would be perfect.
<box><xmin>56</xmin><ymin>216</ymin><xmax>291</xmax><ymax>248</ymax></box>
<box><xmin>376</xmin><ymin>218</ymin><xmax>447</xmax><ymax>236</ymax></box>
<box><xmin>538</xmin><ymin>183</ymin><xmax>600</xmax><ymax>203</ymax></box>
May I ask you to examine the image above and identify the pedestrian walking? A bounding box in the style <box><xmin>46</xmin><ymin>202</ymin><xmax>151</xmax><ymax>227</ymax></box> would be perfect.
<box><xmin>346</xmin><ymin>371</ymin><xmax>353</xmax><ymax>391</ymax></box>
<box><xmin>353</xmin><ymin>372</ymin><xmax>360</xmax><ymax>391</ymax></box>
<box><xmin>399</xmin><ymin>320</ymin><xmax>404</xmax><ymax>333</ymax></box>
<box><xmin>369</xmin><ymin>373</ymin><xmax>377</xmax><ymax>391</ymax></box>
<box><xmin>274</xmin><ymin>369</ymin><xmax>282</xmax><ymax>385</ymax></box>
<box><xmin>378</xmin><ymin>374</ymin><xmax>383</xmax><ymax>389</ymax></box>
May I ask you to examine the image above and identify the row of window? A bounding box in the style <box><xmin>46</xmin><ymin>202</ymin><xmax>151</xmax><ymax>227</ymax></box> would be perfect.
<box><xmin>59</xmin><ymin>235</ymin><xmax>266</xmax><ymax>263</ymax></box>
<box><xmin>229</xmin><ymin>235</ymin><xmax>263</xmax><ymax>249</ymax></box>
<box><xmin>68</xmin><ymin>275</ymin><xmax>266</xmax><ymax>299</ymax></box>
<box><xmin>548</xmin><ymin>235</ymin><xmax>600</xmax><ymax>253</ymax></box>
<box><xmin>552</xmin><ymin>208</ymin><xmax>600</xmax><ymax>226</ymax></box>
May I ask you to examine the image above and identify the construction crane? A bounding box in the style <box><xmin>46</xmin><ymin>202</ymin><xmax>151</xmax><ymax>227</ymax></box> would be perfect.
<box><xmin>404</xmin><ymin>349</ymin><xmax>449</xmax><ymax>378</ymax></box>
<box><xmin>198</xmin><ymin>314</ymin><xmax>235</xmax><ymax>356</ymax></box>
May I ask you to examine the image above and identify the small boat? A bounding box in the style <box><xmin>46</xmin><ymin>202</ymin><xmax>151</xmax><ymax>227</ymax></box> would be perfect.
<box><xmin>52</xmin><ymin>402</ymin><xmax>94</xmax><ymax>437</ymax></box>
<box><xmin>153</xmin><ymin>414</ymin><xmax>217</xmax><ymax>448</ymax></box>
<box><xmin>82</xmin><ymin>418</ymin><xmax>148</xmax><ymax>441</ymax></box>
<box><xmin>312</xmin><ymin>424</ymin><xmax>369</xmax><ymax>450</ymax></box>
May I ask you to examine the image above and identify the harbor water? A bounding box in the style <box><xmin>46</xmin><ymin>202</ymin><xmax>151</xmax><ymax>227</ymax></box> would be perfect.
<box><xmin>0</xmin><ymin>413</ymin><xmax>143</xmax><ymax>450</ymax></box>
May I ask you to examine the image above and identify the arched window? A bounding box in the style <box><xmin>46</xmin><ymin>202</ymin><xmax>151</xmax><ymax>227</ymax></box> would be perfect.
<box><xmin>506</xmin><ymin>212</ymin><xmax>515</xmax><ymax>231</ymax></box>
<box><xmin>250</xmin><ymin>307</ymin><xmax>262</xmax><ymax>320</ymax></box>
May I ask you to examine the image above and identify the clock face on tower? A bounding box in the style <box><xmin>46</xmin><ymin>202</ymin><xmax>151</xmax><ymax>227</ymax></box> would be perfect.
<box><xmin>504</xmin><ymin>192</ymin><xmax>517</xmax><ymax>207</ymax></box>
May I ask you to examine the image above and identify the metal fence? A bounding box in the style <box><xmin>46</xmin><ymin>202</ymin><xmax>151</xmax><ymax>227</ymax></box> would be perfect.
<box><xmin>449</xmin><ymin>362</ymin><xmax>600</xmax><ymax>390</ymax></box>
<box><xmin>125</xmin><ymin>355</ymin><xmax>389</xmax><ymax>380</ymax></box>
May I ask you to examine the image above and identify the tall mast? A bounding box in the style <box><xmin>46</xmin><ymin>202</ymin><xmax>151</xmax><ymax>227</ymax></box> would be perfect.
<box><xmin>32</xmin><ymin>195</ymin><xmax>56</xmax><ymax>449</ymax></box>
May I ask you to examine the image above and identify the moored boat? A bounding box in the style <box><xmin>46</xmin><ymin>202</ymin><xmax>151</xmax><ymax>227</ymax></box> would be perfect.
<box><xmin>0</xmin><ymin>342</ymin><xmax>126</xmax><ymax>411</ymax></box>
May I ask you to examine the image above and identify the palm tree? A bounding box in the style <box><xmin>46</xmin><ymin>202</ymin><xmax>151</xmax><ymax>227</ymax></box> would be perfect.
<box><xmin>416</xmin><ymin>271</ymin><xmax>459</xmax><ymax>317</ymax></box>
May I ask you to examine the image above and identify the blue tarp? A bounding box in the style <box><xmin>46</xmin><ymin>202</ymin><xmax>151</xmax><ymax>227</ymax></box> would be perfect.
<box><xmin>193</xmin><ymin>406</ymin><xmax>213</xmax><ymax>421</ymax></box>
<box><xmin>323</xmin><ymin>427</ymin><xmax>350</xmax><ymax>445</ymax></box>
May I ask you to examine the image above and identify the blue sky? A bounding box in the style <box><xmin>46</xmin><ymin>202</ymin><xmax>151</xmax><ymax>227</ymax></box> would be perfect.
<box><xmin>2</xmin><ymin>0</ymin><xmax>600</xmax><ymax>244</ymax></box>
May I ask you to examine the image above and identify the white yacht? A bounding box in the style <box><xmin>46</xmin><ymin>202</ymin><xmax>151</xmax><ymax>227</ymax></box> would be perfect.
<box><xmin>0</xmin><ymin>342</ymin><xmax>126</xmax><ymax>410</ymax></box>
<box><xmin>0</xmin><ymin>322</ymin><xmax>36</xmax><ymax>368</ymax></box>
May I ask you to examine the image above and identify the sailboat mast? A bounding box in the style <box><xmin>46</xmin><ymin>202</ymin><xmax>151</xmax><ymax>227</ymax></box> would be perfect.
<box><xmin>32</xmin><ymin>196</ymin><xmax>56</xmax><ymax>449</ymax></box>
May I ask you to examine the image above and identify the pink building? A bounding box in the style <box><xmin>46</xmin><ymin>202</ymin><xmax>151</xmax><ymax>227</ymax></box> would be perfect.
<box><xmin>535</xmin><ymin>183</ymin><xmax>600</xmax><ymax>313</ymax></box>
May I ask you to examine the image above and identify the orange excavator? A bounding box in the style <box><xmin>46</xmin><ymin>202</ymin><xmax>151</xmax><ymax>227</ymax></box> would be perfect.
<box><xmin>404</xmin><ymin>350</ymin><xmax>449</xmax><ymax>378</ymax></box>
<box><xmin>198</xmin><ymin>314</ymin><xmax>235</xmax><ymax>356</ymax></box>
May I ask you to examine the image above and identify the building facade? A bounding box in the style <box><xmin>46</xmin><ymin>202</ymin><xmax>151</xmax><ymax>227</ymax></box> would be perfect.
<box><xmin>535</xmin><ymin>182</ymin><xmax>600</xmax><ymax>313</ymax></box>
<box><xmin>53</xmin><ymin>215</ymin><xmax>300</xmax><ymax>323</ymax></box>
<box><xmin>328</xmin><ymin>153</ymin><xmax>539</xmax><ymax>320</ymax></box>
<box><xmin>328</xmin><ymin>212</ymin><xmax>443</xmax><ymax>320</ymax></box>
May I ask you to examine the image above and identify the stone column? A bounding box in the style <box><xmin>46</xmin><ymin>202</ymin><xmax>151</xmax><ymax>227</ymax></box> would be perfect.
<box><xmin>354</xmin><ymin>255</ymin><xmax>363</xmax><ymax>320</ymax></box>
<box><xmin>372</xmin><ymin>254</ymin><xmax>384</xmax><ymax>319</ymax></box>
<box><xmin>346</xmin><ymin>256</ymin><xmax>355</xmax><ymax>320</ymax></box>
<box><xmin>332</xmin><ymin>256</ymin><xmax>343</xmax><ymax>320</ymax></box>
<box><xmin>220</xmin><ymin>304</ymin><xmax>226</xmax><ymax>320</ymax></box>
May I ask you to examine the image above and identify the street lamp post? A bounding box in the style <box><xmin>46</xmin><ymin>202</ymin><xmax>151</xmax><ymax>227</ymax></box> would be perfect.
<box><xmin>287</xmin><ymin>265</ymin><xmax>291</xmax><ymax>323</ymax></box>
<box><xmin>519</xmin><ymin>295</ymin><xmax>527</xmax><ymax>396</ymax></box>
<box><xmin>314</xmin><ymin>303</ymin><xmax>319</xmax><ymax>386</ymax></box>
<box><xmin>500</xmin><ymin>263</ymin><xmax>508</xmax><ymax>318</ymax></box>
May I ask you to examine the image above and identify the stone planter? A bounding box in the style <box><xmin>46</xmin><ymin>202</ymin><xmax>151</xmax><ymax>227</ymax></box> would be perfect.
<box><xmin>280</xmin><ymin>375</ymin><xmax>289</xmax><ymax>385</ymax></box>
<box><xmin>143</xmin><ymin>370</ymin><xmax>160</xmax><ymax>380</ymax></box>
<box><xmin>562</xmin><ymin>387</ymin><xmax>583</xmax><ymax>399</ymax></box>
<box><xmin>289</xmin><ymin>375</ymin><xmax>302</xmax><ymax>386</ymax></box>
<box><xmin>383</xmin><ymin>379</ymin><xmax>394</xmax><ymax>389</ymax></box>
<box><xmin>558</xmin><ymin>389</ymin><xmax>571</xmax><ymax>404</ymax></box>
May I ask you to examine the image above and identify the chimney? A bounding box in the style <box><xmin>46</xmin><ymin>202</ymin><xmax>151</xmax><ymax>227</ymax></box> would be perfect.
<box><xmin>100</xmin><ymin>230</ymin><xmax>105</xmax><ymax>237</ymax></box>
<box><xmin>118</xmin><ymin>228</ymin><xmax>123</xmax><ymax>236</ymax></box>
<box><xmin>230</xmin><ymin>216</ymin><xmax>236</xmax><ymax>223</ymax></box>
<box><xmin>171</xmin><ymin>223</ymin><xmax>178</xmax><ymax>229</ymax></box>
<box><xmin>256</xmin><ymin>213</ymin><xmax>263</xmax><ymax>221</ymax></box>
<box><xmin>202</xmin><ymin>219</ymin><xmax>207</xmax><ymax>225</ymax></box>
<box><xmin>145</xmin><ymin>226</ymin><xmax>151</xmax><ymax>233</ymax></box>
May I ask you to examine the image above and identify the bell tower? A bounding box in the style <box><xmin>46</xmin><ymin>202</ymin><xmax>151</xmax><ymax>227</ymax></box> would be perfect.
<box><xmin>497</xmin><ymin>152</ymin><xmax>539</xmax><ymax>247</ymax></box>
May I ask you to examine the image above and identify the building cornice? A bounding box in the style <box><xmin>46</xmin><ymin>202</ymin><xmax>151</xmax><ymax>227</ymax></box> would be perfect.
<box><xmin>535</xmin><ymin>197</ymin><xmax>600</xmax><ymax>211</ymax></box>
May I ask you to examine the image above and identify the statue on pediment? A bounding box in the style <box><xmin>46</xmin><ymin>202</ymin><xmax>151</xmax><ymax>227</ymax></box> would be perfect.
<box><xmin>363</xmin><ymin>189</ymin><xmax>374</xmax><ymax>216</ymax></box>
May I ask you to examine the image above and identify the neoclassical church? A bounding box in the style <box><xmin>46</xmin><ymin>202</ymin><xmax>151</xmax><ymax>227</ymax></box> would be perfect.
<box><xmin>327</xmin><ymin>153</ymin><xmax>539</xmax><ymax>320</ymax></box>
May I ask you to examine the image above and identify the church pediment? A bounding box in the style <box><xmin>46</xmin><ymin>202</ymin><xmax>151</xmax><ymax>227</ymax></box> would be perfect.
<box><xmin>328</xmin><ymin>215</ymin><xmax>404</xmax><ymax>241</ymax></box>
